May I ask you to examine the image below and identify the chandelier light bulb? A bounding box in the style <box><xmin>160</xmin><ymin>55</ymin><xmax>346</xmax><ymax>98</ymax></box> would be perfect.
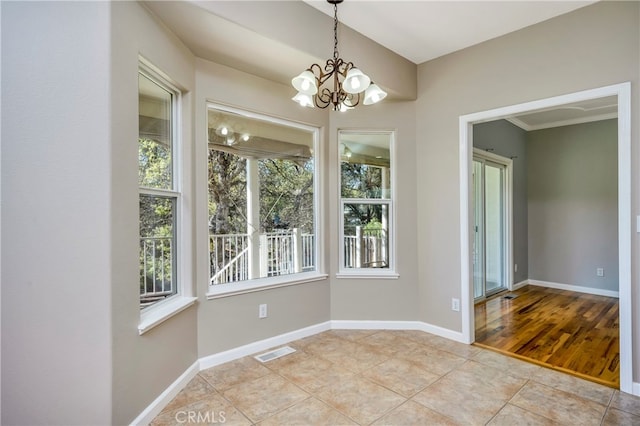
<box><xmin>292</xmin><ymin>70</ymin><xmax>318</xmax><ymax>95</ymax></box>
<box><xmin>363</xmin><ymin>82</ymin><xmax>388</xmax><ymax>105</ymax></box>
<box><xmin>292</xmin><ymin>92</ymin><xmax>315</xmax><ymax>108</ymax></box>
<box><xmin>343</xmin><ymin>68</ymin><xmax>371</xmax><ymax>94</ymax></box>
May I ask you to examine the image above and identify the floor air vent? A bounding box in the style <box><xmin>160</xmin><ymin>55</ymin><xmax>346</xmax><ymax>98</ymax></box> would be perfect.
<box><xmin>254</xmin><ymin>346</ymin><xmax>296</xmax><ymax>363</ymax></box>
<box><xmin>502</xmin><ymin>294</ymin><xmax>519</xmax><ymax>300</ymax></box>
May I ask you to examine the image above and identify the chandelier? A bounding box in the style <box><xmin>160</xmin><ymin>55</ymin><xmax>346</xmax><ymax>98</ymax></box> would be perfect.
<box><xmin>291</xmin><ymin>0</ymin><xmax>387</xmax><ymax>111</ymax></box>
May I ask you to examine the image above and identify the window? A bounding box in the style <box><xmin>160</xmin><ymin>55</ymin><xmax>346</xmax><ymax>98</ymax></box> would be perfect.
<box><xmin>207</xmin><ymin>105</ymin><xmax>322</xmax><ymax>296</ymax></box>
<box><xmin>138</xmin><ymin>68</ymin><xmax>180</xmax><ymax>310</ymax></box>
<box><xmin>338</xmin><ymin>130</ymin><xmax>396</xmax><ymax>277</ymax></box>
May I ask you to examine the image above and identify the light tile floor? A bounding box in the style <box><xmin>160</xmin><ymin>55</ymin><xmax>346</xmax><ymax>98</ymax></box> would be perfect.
<box><xmin>151</xmin><ymin>330</ymin><xmax>640</xmax><ymax>425</ymax></box>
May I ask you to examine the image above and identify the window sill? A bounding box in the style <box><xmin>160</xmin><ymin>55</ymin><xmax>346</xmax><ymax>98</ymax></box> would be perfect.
<box><xmin>138</xmin><ymin>296</ymin><xmax>198</xmax><ymax>335</ymax></box>
<box><xmin>336</xmin><ymin>271</ymin><xmax>399</xmax><ymax>280</ymax></box>
<box><xmin>207</xmin><ymin>272</ymin><xmax>328</xmax><ymax>299</ymax></box>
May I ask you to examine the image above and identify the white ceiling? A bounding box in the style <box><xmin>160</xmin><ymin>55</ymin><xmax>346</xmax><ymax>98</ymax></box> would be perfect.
<box><xmin>302</xmin><ymin>0</ymin><xmax>596</xmax><ymax>64</ymax></box>
<box><xmin>144</xmin><ymin>0</ymin><xmax>615</xmax><ymax>129</ymax></box>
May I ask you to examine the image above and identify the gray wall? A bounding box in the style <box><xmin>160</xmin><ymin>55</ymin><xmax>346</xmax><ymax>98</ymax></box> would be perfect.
<box><xmin>527</xmin><ymin>119</ymin><xmax>618</xmax><ymax>292</ymax></box>
<box><xmin>474</xmin><ymin>120</ymin><xmax>529</xmax><ymax>284</ymax></box>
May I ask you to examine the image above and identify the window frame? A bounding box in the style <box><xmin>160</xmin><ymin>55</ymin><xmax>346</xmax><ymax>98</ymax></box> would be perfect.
<box><xmin>138</xmin><ymin>60</ymin><xmax>196</xmax><ymax>334</ymax></box>
<box><xmin>205</xmin><ymin>103</ymin><xmax>326</xmax><ymax>299</ymax></box>
<box><xmin>337</xmin><ymin>129</ymin><xmax>398</xmax><ymax>279</ymax></box>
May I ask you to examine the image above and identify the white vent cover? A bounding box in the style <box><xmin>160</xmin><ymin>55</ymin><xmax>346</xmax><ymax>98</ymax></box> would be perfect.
<box><xmin>254</xmin><ymin>346</ymin><xmax>296</xmax><ymax>363</ymax></box>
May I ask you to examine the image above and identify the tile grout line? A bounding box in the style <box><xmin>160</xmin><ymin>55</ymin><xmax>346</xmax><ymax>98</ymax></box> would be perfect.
<box><xmin>152</xmin><ymin>330</ymin><xmax>636</xmax><ymax>425</ymax></box>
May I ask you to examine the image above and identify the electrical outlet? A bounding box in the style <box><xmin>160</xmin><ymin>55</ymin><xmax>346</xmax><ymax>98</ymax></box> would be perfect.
<box><xmin>259</xmin><ymin>304</ymin><xmax>268</xmax><ymax>318</ymax></box>
<box><xmin>514</xmin><ymin>263</ymin><xmax>518</xmax><ymax>273</ymax></box>
<box><xmin>451</xmin><ymin>298</ymin><xmax>460</xmax><ymax>312</ymax></box>
<box><xmin>596</xmin><ymin>268</ymin><xmax>604</xmax><ymax>277</ymax></box>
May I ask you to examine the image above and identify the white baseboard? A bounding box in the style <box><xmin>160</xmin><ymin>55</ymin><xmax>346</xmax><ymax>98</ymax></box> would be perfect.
<box><xmin>512</xmin><ymin>280</ymin><xmax>528</xmax><ymax>290</ymax></box>
<box><xmin>330</xmin><ymin>320</ymin><xmax>422</xmax><ymax>331</ymax></box>
<box><xmin>528</xmin><ymin>279</ymin><xmax>619</xmax><ymax>298</ymax></box>
<box><xmin>330</xmin><ymin>320</ymin><xmax>466</xmax><ymax>343</ymax></box>
<box><xmin>199</xmin><ymin>321</ymin><xmax>331</xmax><ymax>370</ymax></box>
<box><xmin>416</xmin><ymin>322</ymin><xmax>467</xmax><ymax>343</ymax></box>
<box><xmin>633</xmin><ymin>382</ymin><xmax>640</xmax><ymax>397</ymax></box>
<box><xmin>131</xmin><ymin>360</ymin><xmax>199</xmax><ymax>426</ymax></box>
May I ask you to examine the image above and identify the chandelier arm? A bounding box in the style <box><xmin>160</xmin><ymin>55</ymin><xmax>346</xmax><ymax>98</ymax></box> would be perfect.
<box><xmin>340</xmin><ymin>61</ymin><xmax>355</xmax><ymax>78</ymax></box>
<box><xmin>317</xmin><ymin>59</ymin><xmax>336</xmax><ymax>88</ymax></box>
<box><xmin>343</xmin><ymin>92</ymin><xmax>361</xmax><ymax>108</ymax></box>
<box><xmin>315</xmin><ymin>87</ymin><xmax>333</xmax><ymax>109</ymax></box>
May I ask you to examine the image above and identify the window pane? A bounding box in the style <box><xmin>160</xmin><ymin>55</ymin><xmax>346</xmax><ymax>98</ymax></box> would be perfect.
<box><xmin>340</xmin><ymin>133</ymin><xmax>391</xmax><ymax>199</ymax></box>
<box><xmin>138</xmin><ymin>73</ymin><xmax>173</xmax><ymax>189</ymax></box>
<box><xmin>343</xmin><ymin>203</ymin><xmax>389</xmax><ymax>269</ymax></box>
<box><xmin>207</xmin><ymin>108</ymin><xmax>316</xmax><ymax>285</ymax></box>
<box><xmin>139</xmin><ymin>194</ymin><xmax>176</xmax><ymax>308</ymax></box>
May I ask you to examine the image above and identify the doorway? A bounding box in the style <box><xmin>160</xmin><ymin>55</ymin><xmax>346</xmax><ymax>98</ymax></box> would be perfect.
<box><xmin>473</xmin><ymin>153</ymin><xmax>510</xmax><ymax>300</ymax></box>
<box><xmin>458</xmin><ymin>82</ymin><xmax>633</xmax><ymax>394</ymax></box>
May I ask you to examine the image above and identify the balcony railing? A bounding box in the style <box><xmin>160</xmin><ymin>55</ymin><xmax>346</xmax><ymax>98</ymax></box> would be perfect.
<box><xmin>140</xmin><ymin>236</ymin><xmax>175</xmax><ymax>308</ymax></box>
<box><xmin>209</xmin><ymin>229</ymin><xmax>315</xmax><ymax>285</ymax></box>
<box><xmin>140</xmin><ymin>227</ymin><xmax>387</xmax><ymax>301</ymax></box>
<box><xmin>344</xmin><ymin>227</ymin><xmax>388</xmax><ymax>268</ymax></box>
<box><xmin>209</xmin><ymin>226</ymin><xmax>386</xmax><ymax>285</ymax></box>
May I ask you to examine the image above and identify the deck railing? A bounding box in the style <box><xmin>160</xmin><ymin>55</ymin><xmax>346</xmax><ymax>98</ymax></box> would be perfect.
<box><xmin>343</xmin><ymin>227</ymin><xmax>388</xmax><ymax>268</ymax></box>
<box><xmin>140</xmin><ymin>236</ymin><xmax>175</xmax><ymax>307</ymax></box>
<box><xmin>209</xmin><ymin>230</ymin><xmax>316</xmax><ymax>285</ymax></box>
<box><xmin>141</xmin><ymin>227</ymin><xmax>387</xmax><ymax>297</ymax></box>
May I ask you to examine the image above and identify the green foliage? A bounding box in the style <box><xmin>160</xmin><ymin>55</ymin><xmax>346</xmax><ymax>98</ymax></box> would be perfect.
<box><xmin>207</xmin><ymin>150</ymin><xmax>314</xmax><ymax>235</ymax></box>
<box><xmin>363</xmin><ymin>217</ymin><xmax>384</xmax><ymax>237</ymax></box>
<box><xmin>259</xmin><ymin>158</ymin><xmax>314</xmax><ymax>233</ymax></box>
<box><xmin>138</xmin><ymin>138</ymin><xmax>175</xmax><ymax>300</ymax></box>
<box><xmin>341</xmin><ymin>161</ymin><xmax>387</xmax><ymax>234</ymax></box>
<box><xmin>208</xmin><ymin>150</ymin><xmax>247</xmax><ymax>234</ymax></box>
<box><xmin>139</xmin><ymin>138</ymin><xmax>172</xmax><ymax>189</ymax></box>
<box><xmin>340</xmin><ymin>162</ymin><xmax>382</xmax><ymax>198</ymax></box>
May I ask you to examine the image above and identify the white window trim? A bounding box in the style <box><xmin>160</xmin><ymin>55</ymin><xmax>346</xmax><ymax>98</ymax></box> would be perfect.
<box><xmin>138</xmin><ymin>296</ymin><xmax>197</xmax><ymax>335</ymax></box>
<box><xmin>337</xmin><ymin>130</ymin><xmax>398</xmax><ymax>278</ymax></box>
<box><xmin>207</xmin><ymin>272</ymin><xmax>329</xmax><ymax>299</ymax></box>
<box><xmin>205</xmin><ymin>103</ymin><xmax>326</xmax><ymax>298</ymax></box>
<box><xmin>138</xmin><ymin>58</ymin><xmax>194</xmax><ymax>333</ymax></box>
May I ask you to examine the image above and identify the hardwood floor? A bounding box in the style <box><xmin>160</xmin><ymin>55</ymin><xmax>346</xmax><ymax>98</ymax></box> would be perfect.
<box><xmin>474</xmin><ymin>285</ymin><xmax>619</xmax><ymax>388</ymax></box>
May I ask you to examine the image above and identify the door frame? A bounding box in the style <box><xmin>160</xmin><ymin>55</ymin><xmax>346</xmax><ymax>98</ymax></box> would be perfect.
<box><xmin>458</xmin><ymin>82</ymin><xmax>633</xmax><ymax>394</ymax></box>
<box><xmin>473</xmin><ymin>150</ymin><xmax>513</xmax><ymax>299</ymax></box>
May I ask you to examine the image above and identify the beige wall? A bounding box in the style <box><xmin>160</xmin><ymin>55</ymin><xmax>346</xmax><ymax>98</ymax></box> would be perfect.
<box><xmin>181</xmin><ymin>0</ymin><xmax>416</xmax><ymax>100</ymax></box>
<box><xmin>3</xmin><ymin>2</ymin><xmax>639</xmax><ymax>424</ymax></box>
<box><xmin>328</xmin><ymin>101</ymin><xmax>419</xmax><ymax>320</ymax></box>
<box><xmin>194</xmin><ymin>58</ymin><xmax>332</xmax><ymax>356</ymax></box>
<box><xmin>2</xmin><ymin>2</ymin><xmax>113</xmax><ymax>424</ymax></box>
<box><xmin>415</xmin><ymin>0</ymin><xmax>639</xmax><ymax>375</ymax></box>
<box><xmin>110</xmin><ymin>2</ymin><xmax>198</xmax><ymax>424</ymax></box>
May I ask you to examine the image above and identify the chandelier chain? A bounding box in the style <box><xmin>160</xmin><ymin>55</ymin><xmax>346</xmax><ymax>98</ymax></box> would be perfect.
<box><xmin>333</xmin><ymin>3</ymin><xmax>339</xmax><ymax>60</ymax></box>
<box><xmin>291</xmin><ymin>0</ymin><xmax>387</xmax><ymax>110</ymax></box>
